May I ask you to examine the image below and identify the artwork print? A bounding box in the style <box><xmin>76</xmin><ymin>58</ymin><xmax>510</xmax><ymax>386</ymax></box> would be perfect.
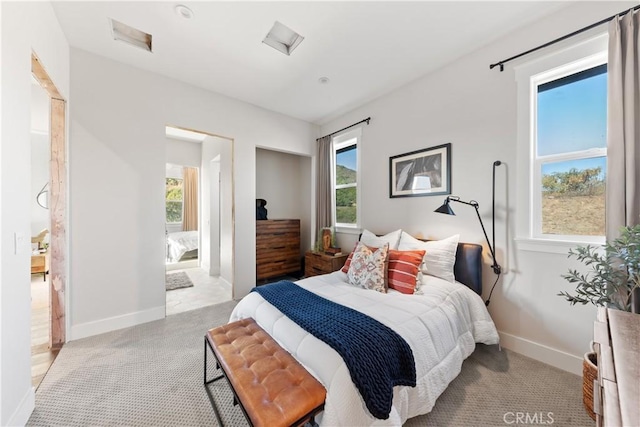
<box><xmin>389</xmin><ymin>143</ymin><xmax>451</xmax><ymax>198</ymax></box>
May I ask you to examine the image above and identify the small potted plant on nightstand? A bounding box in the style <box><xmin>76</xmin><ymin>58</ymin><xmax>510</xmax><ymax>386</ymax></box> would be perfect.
<box><xmin>559</xmin><ymin>224</ymin><xmax>640</xmax><ymax>419</ymax></box>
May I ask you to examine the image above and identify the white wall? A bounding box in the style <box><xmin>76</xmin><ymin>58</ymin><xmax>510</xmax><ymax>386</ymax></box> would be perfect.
<box><xmin>320</xmin><ymin>1</ymin><xmax>634</xmax><ymax>375</ymax></box>
<box><xmin>200</xmin><ymin>136</ymin><xmax>229</xmax><ymax>277</ymax></box>
<box><xmin>0</xmin><ymin>2</ymin><xmax>70</xmax><ymax>425</ymax></box>
<box><xmin>256</xmin><ymin>148</ymin><xmax>312</xmax><ymax>256</ymax></box>
<box><xmin>166</xmin><ymin>138</ymin><xmax>201</xmax><ymax>168</ymax></box>
<box><xmin>68</xmin><ymin>48</ymin><xmax>316</xmax><ymax>341</ymax></box>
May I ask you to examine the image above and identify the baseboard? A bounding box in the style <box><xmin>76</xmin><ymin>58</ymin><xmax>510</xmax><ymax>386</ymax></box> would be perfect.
<box><xmin>166</xmin><ymin>259</ymin><xmax>198</xmax><ymax>271</ymax></box>
<box><xmin>219</xmin><ymin>276</ymin><xmax>232</xmax><ymax>289</ymax></box>
<box><xmin>498</xmin><ymin>331</ymin><xmax>583</xmax><ymax>376</ymax></box>
<box><xmin>7</xmin><ymin>386</ymin><xmax>35</xmax><ymax>426</ymax></box>
<box><xmin>70</xmin><ymin>306</ymin><xmax>165</xmax><ymax>341</ymax></box>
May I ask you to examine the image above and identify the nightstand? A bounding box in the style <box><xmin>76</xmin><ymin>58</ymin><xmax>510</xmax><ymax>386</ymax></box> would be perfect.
<box><xmin>31</xmin><ymin>251</ymin><xmax>49</xmax><ymax>281</ymax></box>
<box><xmin>305</xmin><ymin>251</ymin><xmax>348</xmax><ymax>277</ymax></box>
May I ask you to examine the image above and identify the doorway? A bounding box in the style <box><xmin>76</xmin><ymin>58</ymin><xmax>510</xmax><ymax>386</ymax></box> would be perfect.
<box><xmin>164</xmin><ymin>126</ymin><xmax>234</xmax><ymax>316</ymax></box>
<box><xmin>30</xmin><ymin>52</ymin><xmax>67</xmax><ymax>387</ymax></box>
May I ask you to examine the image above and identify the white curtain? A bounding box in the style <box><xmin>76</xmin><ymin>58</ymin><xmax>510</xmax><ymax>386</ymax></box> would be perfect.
<box><xmin>606</xmin><ymin>10</ymin><xmax>640</xmax><ymax>239</ymax></box>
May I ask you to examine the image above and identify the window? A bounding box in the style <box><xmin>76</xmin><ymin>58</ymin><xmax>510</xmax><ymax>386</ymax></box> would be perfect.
<box><xmin>166</xmin><ymin>177</ymin><xmax>183</xmax><ymax>223</ymax></box>
<box><xmin>534</xmin><ymin>64</ymin><xmax>607</xmax><ymax>238</ymax></box>
<box><xmin>332</xmin><ymin>128</ymin><xmax>361</xmax><ymax>229</ymax></box>
<box><xmin>516</xmin><ymin>34</ymin><xmax>608</xmax><ymax>249</ymax></box>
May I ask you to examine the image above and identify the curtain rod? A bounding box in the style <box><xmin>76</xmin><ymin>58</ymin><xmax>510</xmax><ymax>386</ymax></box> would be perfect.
<box><xmin>490</xmin><ymin>4</ymin><xmax>640</xmax><ymax>72</ymax></box>
<box><xmin>316</xmin><ymin>117</ymin><xmax>371</xmax><ymax>141</ymax></box>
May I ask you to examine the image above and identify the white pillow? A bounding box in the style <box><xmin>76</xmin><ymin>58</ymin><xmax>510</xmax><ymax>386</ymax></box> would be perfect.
<box><xmin>360</xmin><ymin>229</ymin><xmax>402</xmax><ymax>250</ymax></box>
<box><xmin>398</xmin><ymin>232</ymin><xmax>460</xmax><ymax>283</ymax></box>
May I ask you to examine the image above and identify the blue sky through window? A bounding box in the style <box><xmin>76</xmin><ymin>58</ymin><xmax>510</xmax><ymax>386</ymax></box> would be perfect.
<box><xmin>537</xmin><ymin>66</ymin><xmax>607</xmax><ymax>174</ymax></box>
<box><xmin>336</xmin><ymin>144</ymin><xmax>357</xmax><ymax>171</ymax></box>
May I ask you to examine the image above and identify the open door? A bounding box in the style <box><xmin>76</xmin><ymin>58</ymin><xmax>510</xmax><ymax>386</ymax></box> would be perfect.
<box><xmin>32</xmin><ymin>52</ymin><xmax>67</xmax><ymax>348</ymax></box>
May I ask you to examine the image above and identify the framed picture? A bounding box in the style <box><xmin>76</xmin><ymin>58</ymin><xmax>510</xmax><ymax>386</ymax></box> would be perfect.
<box><xmin>389</xmin><ymin>143</ymin><xmax>451</xmax><ymax>198</ymax></box>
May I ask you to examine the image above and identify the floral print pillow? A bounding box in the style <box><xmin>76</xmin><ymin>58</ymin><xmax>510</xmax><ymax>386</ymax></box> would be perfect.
<box><xmin>347</xmin><ymin>241</ymin><xmax>389</xmax><ymax>293</ymax></box>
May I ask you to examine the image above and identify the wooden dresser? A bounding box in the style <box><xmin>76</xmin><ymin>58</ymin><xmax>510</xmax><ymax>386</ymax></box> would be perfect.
<box><xmin>305</xmin><ymin>251</ymin><xmax>348</xmax><ymax>277</ymax></box>
<box><xmin>593</xmin><ymin>308</ymin><xmax>639</xmax><ymax>426</ymax></box>
<box><xmin>256</xmin><ymin>219</ymin><xmax>301</xmax><ymax>281</ymax></box>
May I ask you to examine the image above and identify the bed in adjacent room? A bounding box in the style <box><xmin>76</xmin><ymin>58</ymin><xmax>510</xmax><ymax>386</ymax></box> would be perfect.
<box><xmin>166</xmin><ymin>230</ymin><xmax>198</xmax><ymax>263</ymax></box>
<box><xmin>230</xmin><ymin>230</ymin><xmax>499</xmax><ymax>426</ymax></box>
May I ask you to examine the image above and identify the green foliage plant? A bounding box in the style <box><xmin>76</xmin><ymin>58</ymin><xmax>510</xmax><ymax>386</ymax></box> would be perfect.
<box><xmin>560</xmin><ymin>224</ymin><xmax>640</xmax><ymax>311</ymax></box>
<box><xmin>542</xmin><ymin>167</ymin><xmax>604</xmax><ymax>197</ymax></box>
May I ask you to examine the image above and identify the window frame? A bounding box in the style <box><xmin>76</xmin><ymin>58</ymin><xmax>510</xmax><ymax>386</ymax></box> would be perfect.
<box><xmin>515</xmin><ymin>34</ymin><xmax>608</xmax><ymax>252</ymax></box>
<box><xmin>331</xmin><ymin>127</ymin><xmax>362</xmax><ymax>232</ymax></box>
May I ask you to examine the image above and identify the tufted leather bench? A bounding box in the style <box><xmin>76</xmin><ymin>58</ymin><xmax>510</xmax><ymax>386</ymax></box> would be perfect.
<box><xmin>204</xmin><ymin>318</ymin><xmax>326</xmax><ymax>427</ymax></box>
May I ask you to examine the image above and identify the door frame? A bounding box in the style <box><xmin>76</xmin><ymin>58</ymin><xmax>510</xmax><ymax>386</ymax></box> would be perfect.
<box><xmin>31</xmin><ymin>52</ymin><xmax>67</xmax><ymax>348</ymax></box>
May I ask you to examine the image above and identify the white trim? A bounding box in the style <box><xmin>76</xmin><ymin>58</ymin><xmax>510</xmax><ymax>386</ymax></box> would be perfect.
<box><xmin>331</xmin><ymin>127</ymin><xmax>362</xmax><ymax>229</ymax></box>
<box><xmin>219</xmin><ymin>275</ymin><xmax>232</xmax><ymax>289</ymax></box>
<box><xmin>7</xmin><ymin>386</ymin><xmax>35</xmax><ymax>426</ymax></box>
<box><xmin>69</xmin><ymin>305</ymin><xmax>165</xmax><ymax>341</ymax></box>
<box><xmin>335</xmin><ymin>226</ymin><xmax>362</xmax><ymax>235</ymax></box>
<box><xmin>516</xmin><ymin>33</ymin><xmax>609</xmax><ymax>243</ymax></box>
<box><xmin>498</xmin><ymin>331</ymin><xmax>583</xmax><ymax>376</ymax></box>
<box><xmin>165</xmin><ymin>259</ymin><xmax>198</xmax><ymax>271</ymax></box>
<box><xmin>514</xmin><ymin>237</ymin><xmax>603</xmax><ymax>254</ymax></box>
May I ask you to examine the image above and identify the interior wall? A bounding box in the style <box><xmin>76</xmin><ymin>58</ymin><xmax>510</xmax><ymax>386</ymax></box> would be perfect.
<box><xmin>319</xmin><ymin>0</ymin><xmax>634</xmax><ymax>375</ymax></box>
<box><xmin>166</xmin><ymin>138</ymin><xmax>201</xmax><ymax>168</ymax></box>
<box><xmin>68</xmin><ymin>48</ymin><xmax>316</xmax><ymax>341</ymax></box>
<box><xmin>0</xmin><ymin>2</ymin><xmax>70</xmax><ymax>425</ymax></box>
<box><xmin>201</xmin><ymin>136</ymin><xmax>227</xmax><ymax>277</ymax></box>
<box><xmin>256</xmin><ymin>148</ymin><xmax>312</xmax><ymax>257</ymax></box>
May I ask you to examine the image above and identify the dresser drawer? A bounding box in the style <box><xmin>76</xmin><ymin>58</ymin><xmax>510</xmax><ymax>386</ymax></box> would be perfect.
<box><xmin>256</xmin><ymin>219</ymin><xmax>301</xmax><ymax>280</ymax></box>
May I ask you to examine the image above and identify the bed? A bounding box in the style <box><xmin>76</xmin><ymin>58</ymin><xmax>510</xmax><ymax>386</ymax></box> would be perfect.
<box><xmin>166</xmin><ymin>230</ymin><xmax>198</xmax><ymax>263</ymax></box>
<box><xmin>229</xmin><ymin>238</ymin><xmax>499</xmax><ymax>426</ymax></box>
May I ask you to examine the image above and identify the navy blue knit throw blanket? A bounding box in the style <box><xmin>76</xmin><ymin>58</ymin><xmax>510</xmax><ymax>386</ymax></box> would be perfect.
<box><xmin>252</xmin><ymin>280</ymin><xmax>416</xmax><ymax>419</ymax></box>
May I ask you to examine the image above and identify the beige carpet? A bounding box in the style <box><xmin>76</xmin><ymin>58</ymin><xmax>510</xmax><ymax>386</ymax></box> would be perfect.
<box><xmin>28</xmin><ymin>301</ymin><xmax>593</xmax><ymax>426</ymax></box>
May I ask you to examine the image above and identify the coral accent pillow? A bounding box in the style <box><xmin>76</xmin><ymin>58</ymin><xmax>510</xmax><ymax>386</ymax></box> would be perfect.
<box><xmin>387</xmin><ymin>249</ymin><xmax>426</xmax><ymax>294</ymax></box>
<box><xmin>347</xmin><ymin>242</ymin><xmax>389</xmax><ymax>293</ymax></box>
<box><xmin>341</xmin><ymin>242</ymin><xmax>361</xmax><ymax>273</ymax></box>
<box><xmin>341</xmin><ymin>229</ymin><xmax>402</xmax><ymax>273</ymax></box>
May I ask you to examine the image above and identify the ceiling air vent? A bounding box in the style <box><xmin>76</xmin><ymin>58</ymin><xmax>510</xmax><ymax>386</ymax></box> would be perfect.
<box><xmin>110</xmin><ymin>18</ymin><xmax>152</xmax><ymax>52</ymax></box>
<box><xmin>262</xmin><ymin>21</ymin><xmax>304</xmax><ymax>56</ymax></box>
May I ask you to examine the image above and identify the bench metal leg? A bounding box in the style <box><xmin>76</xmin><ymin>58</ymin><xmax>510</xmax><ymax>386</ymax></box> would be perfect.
<box><xmin>204</xmin><ymin>336</ymin><xmax>226</xmax><ymax>427</ymax></box>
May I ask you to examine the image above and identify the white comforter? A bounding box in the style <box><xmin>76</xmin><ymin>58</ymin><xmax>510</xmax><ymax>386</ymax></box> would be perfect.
<box><xmin>166</xmin><ymin>231</ymin><xmax>198</xmax><ymax>262</ymax></box>
<box><xmin>229</xmin><ymin>271</ymin><xmax>499</xmax><ymax>426</ymax></box>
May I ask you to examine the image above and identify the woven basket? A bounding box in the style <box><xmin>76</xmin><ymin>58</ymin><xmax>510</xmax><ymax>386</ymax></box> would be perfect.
<box><xmin>583</xmin><ymin>352</ymin><xmax>597</xmax><ymax>421</ymax></box>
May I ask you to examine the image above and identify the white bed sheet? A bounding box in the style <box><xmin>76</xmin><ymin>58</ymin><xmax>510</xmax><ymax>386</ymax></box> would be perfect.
<box><xmin>166</xmin><ymin>231</ymin><xmax>198</xmax><ymax>263</ymax></box>
<box><xmin>229</xmin><ymin>271</ymin><xmax>499</xmax><ymax>426</ymax></box>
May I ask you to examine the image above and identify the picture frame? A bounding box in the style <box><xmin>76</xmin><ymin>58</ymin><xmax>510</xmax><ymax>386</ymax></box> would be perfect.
<box><xmin>389</xmin><ymin>143</ymin><xmax>451</xmax><ymax>198</ymax></box>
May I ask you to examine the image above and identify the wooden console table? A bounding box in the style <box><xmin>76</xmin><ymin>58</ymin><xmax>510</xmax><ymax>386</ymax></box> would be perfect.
<box><xmin>593</xmin><ymin>308</ymin><xmax>639</xmax><ymax>426</ymax></box>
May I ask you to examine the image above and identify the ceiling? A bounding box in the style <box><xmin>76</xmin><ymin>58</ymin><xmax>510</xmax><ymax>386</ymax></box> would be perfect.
<box><xmin>51</xmin><ymin>1</ymin><xmax>568</xmax><ymax>125</ymax></box>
